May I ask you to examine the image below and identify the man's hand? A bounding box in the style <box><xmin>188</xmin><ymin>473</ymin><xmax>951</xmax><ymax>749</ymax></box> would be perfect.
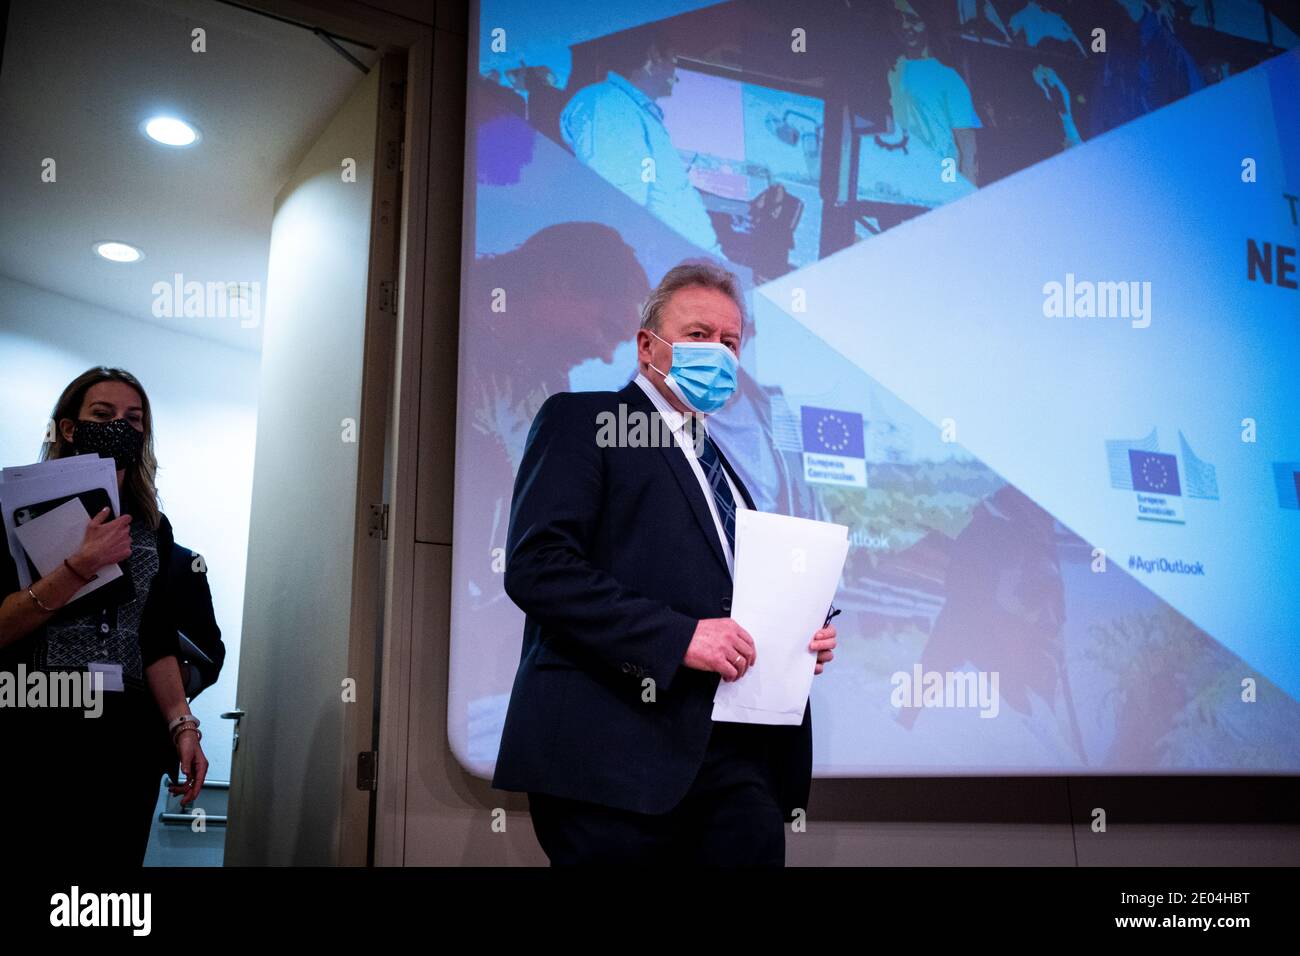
<box><xmin>810</xmin><ymin>624</ymin><xmax>837</xmax><ymax>675</ymax></box>
<box><xmin>684</xmin><ymin>618</ymin><xmax>756</xmax><ymax>682</ymax></box>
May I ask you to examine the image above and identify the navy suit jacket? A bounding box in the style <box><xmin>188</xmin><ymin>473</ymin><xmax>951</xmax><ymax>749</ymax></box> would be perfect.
<box><xmin>491</xmin><ymin>380</ymin><xmax>812</xmax><ymax>816</ymax></box>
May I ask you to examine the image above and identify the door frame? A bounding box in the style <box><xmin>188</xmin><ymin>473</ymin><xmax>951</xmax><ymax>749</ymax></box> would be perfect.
<box><xmin>238</xmin><ymin>0</ymin><xmax>455</xmax><ymax>865</ymax></box>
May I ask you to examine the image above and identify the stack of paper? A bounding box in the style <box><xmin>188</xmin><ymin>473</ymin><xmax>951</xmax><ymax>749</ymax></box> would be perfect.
<box><xmin>712</xmin><ymin>509</ymin><xmax>850</xmax><ymax>725</ymax></box>
<box><xmin>1</xmin><ymin>454</ymin><xmax>123</xmax><ymax>600</ymax></box>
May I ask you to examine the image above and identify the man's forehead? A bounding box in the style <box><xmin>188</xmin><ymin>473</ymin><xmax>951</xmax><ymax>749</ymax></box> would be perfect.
<box><xmin>663</xmin><ymin>287</ymin><xmax>742</xmax><ymax>330</ymax></box>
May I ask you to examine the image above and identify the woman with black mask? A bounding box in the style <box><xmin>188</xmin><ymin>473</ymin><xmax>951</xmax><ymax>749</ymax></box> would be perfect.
<box><xmin>0</xmin><ymin>366</ymin><xmax>209</xmax><ymax>866</ymax></box>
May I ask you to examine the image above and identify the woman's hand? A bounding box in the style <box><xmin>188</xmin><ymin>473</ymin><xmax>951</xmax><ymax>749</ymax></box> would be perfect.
<box><xmin>170</xmin><ymin>730</ymin><xmax>208</xmax><ymax>806</ymax></box>
<box><xmin>148</xmin><ymin>658</ymin><xmax>206</xmax><ymax>806</ymax></box>
<box><xmin>73</xmin><ymin>507</ymin><xmax>133</xmax><ymax>576</ymax></box>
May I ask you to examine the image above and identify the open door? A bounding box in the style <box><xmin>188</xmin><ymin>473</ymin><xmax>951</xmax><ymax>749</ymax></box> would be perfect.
<box><xmin>224</xmin><ymin>52</ymin><xmax>405</xmax><ymax>866</ymax></box>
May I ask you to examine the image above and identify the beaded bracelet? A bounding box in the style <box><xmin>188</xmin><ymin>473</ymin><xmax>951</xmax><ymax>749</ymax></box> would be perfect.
<box><xmin>168</xmin><ymin>714</ymin><xmax>200</xmax><ymax>734</ymax></box>
<box><xmin>63</xmin><ymin>558</ymin><xmax>93</xmax><ymax>584</ymax></box>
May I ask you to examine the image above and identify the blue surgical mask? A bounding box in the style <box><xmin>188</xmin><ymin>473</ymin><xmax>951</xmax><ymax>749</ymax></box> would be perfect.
<box><xmin>647</xmin><ymin>329</ymin><xmax>739</xmax><ymax>414</ymax></box>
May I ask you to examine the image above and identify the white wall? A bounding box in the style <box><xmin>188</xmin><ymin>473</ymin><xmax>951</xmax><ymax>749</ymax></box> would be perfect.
<box><xmin>0</xmin><ymin>273</ymin><xmax>257</xmax><ymax>784</ymax></box>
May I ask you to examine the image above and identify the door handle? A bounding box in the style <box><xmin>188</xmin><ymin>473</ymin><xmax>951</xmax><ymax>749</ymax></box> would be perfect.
<box><xmin>221</xmin><ymin>709</ymin><xmax>246</xmax><ymax>751</ymax></box>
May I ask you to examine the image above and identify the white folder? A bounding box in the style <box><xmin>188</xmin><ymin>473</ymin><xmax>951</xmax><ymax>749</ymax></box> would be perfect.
<box><xmin>712</xmin><ymin>509</ymin><xmax>849</xmax><ymax>725</ymax></box>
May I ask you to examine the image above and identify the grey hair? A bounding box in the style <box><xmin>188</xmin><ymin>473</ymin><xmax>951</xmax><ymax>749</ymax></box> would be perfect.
<box><xmin>638</xmin><ymin>260</ymin><xmax>748</xmax><ymax>335</ymax></box>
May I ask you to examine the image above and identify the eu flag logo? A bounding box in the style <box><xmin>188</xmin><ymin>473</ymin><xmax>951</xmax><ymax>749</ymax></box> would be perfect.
<box><xmin>801</xmin><ymin>406</ymin><xmax>865</xmax><ymax>458</ymax></box>
<box><xmin>1129</xmin><ymin>450</ymin><xmax>1181</xmax><ymax>495</ymax></box>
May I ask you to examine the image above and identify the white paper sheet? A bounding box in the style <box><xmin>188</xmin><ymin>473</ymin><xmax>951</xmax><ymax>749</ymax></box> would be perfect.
<box><xmin>0</xmin><ymin>456</ymin><xmax>120</xmax><ymax>590</ymax></box>
<box><xmin>1</xmin><ymin>453</ymin><xmax>106</xmax><ymax>483</ymax></box>
<box><xmin>712</xmin><ymin>509</ymin><xmax>849</xmax><ymax>725</ymax></box>
<box><xmin>13</xmin><ymin>497</ymin><xmax>122</xmax><ymax>601</ymax></box>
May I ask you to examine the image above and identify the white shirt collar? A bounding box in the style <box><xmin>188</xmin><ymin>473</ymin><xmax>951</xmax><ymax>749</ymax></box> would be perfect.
<box><xmin>634</xmin><ymin>371</ymin><xmax>708</xmax><ymax>438</ymax></box>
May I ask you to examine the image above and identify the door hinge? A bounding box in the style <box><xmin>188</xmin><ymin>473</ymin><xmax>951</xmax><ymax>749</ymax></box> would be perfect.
<box><xmin>367</xmin><ymin>502</ymin><xmax>389</xmax><ymax>540</ymax></box>
<box><xmin>357</xmin><ymin>751</ymin><xmax>378</xmax><ymax>791</ymax></box>
<box><xmin>388</xmin><ymin>78</ymin><xmax>406</xmax><ymax>113</ymax></box>
<box><xmin>379</xmin><ymin>279</ymin><xmax>397</xmax><ymax>314</ymax></box>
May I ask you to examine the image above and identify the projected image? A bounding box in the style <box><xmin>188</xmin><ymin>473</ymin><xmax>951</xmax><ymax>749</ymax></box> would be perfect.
<box><xmin>658</xmin><ymin>68</ymin><xmax>826</xmax><ymax>271</ymax></box>
<box><xmin>452</xmin><ymin>0</ymin><xmax>1300</xmax><ymax>775</ymax></box>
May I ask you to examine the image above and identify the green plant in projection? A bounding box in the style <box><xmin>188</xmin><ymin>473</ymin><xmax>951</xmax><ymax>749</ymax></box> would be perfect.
<box><xmin>818</xmin><ymin>459</ymin><xmax>1006</xmax><ymax>566</ymax></box>
<box><xmin>1085</xmin><ymin>608</ymin><xmax>1300</xmax><ymax>769</ymax></box>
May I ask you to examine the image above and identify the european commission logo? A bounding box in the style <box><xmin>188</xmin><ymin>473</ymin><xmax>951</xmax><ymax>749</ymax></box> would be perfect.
<box><xmin>1106</xmin><ymin>428</ymin><xmax>1218</xmax><ymax>524</ymax></box>
<box><xmin>1131</xmin><ymin>450</ymin><xmax>1180</xmax><ymax>495</ymax></box>
<box><xmin>801</xmin><ymin>406</ymin><xmax>866</xmax><ymax>488</ymax></box>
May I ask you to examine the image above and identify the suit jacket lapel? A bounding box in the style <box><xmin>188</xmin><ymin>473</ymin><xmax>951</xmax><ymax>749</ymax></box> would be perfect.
<box><xmin>619</xmin><ymin>381</ymin><xmax>731</xmax><ymax>577</ymax></box>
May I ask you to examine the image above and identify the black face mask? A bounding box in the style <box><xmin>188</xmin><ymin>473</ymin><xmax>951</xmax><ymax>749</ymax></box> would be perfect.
<box><xmin>72</xmin><ymin>418</ymin><xmax>145</xmax><ymax>469</ymax></box>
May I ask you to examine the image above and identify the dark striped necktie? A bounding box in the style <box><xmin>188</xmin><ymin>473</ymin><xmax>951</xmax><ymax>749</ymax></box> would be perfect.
<box><xmin>696</xmin><ymin>430</ymin><xmax>737</xmax><ymax>554</ymax></box>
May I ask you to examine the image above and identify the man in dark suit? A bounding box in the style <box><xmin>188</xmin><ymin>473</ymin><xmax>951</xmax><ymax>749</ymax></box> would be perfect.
<box><xmin>491</xmin><ymin>260</ymin><xmax>838</xmax><ymax>865</ymax></box>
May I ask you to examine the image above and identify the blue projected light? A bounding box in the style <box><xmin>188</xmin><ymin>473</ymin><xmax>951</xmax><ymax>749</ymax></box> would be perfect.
<box><xmin>451</xmin><ymin>0</ymin><xmax>1300</xmax><ymax>777</ymax></box>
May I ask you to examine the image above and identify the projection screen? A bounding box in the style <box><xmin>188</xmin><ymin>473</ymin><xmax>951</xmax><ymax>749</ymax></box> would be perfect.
<box><xmin>449</xmin><ymin>0</ymin><xmax>1300</xmax><ymax>776</ymax></box>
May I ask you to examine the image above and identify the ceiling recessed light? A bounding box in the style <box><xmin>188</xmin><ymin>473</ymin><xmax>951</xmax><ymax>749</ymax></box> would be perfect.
<box><xmin>142</xmin><ymin>115</ymin><xmax>200</xmax><ymax>148</ymax></box>
<box><xmin>93</xmin><ymin>241</ymin><xmax>144</xmax><ymax>263</ymax></box>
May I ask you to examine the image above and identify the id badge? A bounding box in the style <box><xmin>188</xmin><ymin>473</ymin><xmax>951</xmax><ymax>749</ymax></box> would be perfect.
<box><xmin>88</xmin><ymin>662</ymin><xmax>124</xmax><ymax>693</ymax></box>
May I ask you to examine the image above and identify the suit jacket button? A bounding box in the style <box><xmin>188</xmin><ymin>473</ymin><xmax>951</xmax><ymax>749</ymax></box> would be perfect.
<box><xmin>621</xmin><ymin>663</ymin><xmax>631</xmax><ymax>673</ymax></box>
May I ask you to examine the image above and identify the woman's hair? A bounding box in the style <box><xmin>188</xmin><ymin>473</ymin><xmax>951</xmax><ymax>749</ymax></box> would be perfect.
<box><xmin>41</xmin><ymin>366</ymin><xmax>161</xmax><ymax>530</ymax></box>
